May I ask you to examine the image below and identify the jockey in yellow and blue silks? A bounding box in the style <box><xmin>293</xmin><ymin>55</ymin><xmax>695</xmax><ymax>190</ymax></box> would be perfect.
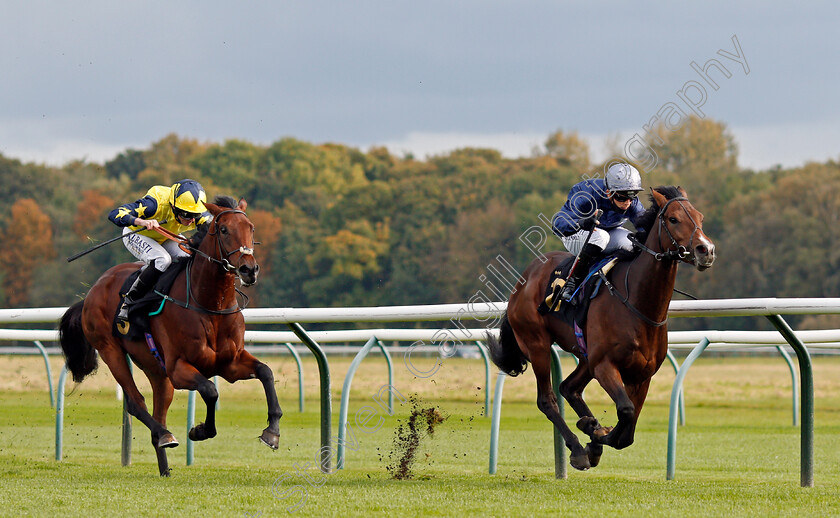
<box><xmin>551</xmin><ymin>163</ymin><xmax>646</xmax><ymax>303</ymax></box>
<box><xmin>108</xmin><ymin>179</ymin><xmax>212</xmax><ymax>325</ymax></box>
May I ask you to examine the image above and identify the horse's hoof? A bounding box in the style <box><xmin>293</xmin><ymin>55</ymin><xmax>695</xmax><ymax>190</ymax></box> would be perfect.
<box><xmin>585</xmin><ymin>442</ymin><xmax>603</xmax><ymax>468</ymax></box>
<box><xmin>576</xmin><ymin>416</ymin><xmax>600</xmax><ymax>436</ymax></box>
<box><xmin>593</xmin><ymin>425</ymin><xmax>613</xmax><ymax>439</ymax></box>
<box><xmin>569</xmin><ymin>453</ymin><xmax>591</xmax><ymax>471</ymax></box>
<box><xmin>259</xmin><ymin>428</ymin><xmax>280</xmax><ymax>450</ymax></box>
<box><xmin>189</xmin><ymin>423</ymin><xmax>217</xmax><ymax>442</ymax></box>
<box><xmin>158</xmin><ymin>433</ymin><xmax>179</xmax><ymax>449</ymax></box>
<box><xmin>159</xmin><ymin>467</ymin><xmax>172</xmax><ymax>477</ymax></box>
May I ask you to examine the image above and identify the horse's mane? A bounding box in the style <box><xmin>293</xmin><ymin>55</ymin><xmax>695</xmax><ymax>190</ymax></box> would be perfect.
<box><xmin>633</xmin><ymin>186</ymin><xmax>685</xmax><ymax>234</ymax></box>
<box><xmin>213</xmin><ymin>195</ymin><xmax>238</xmax><ymax>209</ymax></box>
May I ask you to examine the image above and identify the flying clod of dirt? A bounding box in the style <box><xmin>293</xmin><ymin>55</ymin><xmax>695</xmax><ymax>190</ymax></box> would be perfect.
<box><xmin>385</xmin><ymin>396</ymin><xmax>447</xmax><ymax>480</ymax></box>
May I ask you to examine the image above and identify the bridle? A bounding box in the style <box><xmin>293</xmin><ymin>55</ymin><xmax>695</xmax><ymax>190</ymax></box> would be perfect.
<box><xmin>606</xmin><ymin>196</ymin><xmax>703</xmax><ymax>327</ymax></box>
<box><xmin>157</xmin><ymin>209</ymin><xmax>256</xmax><ymax>315</ymax></box>
<box><xmin>191</xmin><ymin>209</ymin><xmax>255</xmax><ymax>273</ymax></box>
<box><xmin>629</xmin><ymin>197</ymin><xmax>701</xmax><ymax>264</ymax></box>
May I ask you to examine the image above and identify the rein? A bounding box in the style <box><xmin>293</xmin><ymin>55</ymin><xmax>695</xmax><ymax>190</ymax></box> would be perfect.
<box><xmin>154</xmin><ymin>255</ymin><xmax>249</xmax><ymax>315</ymax></box>
<box><xmin>153</xmin><ymin>209</ymin><xmax>254</xmax><ymax>315</ymax></box>
<box><xmin>604</xmin><ymin>196</ymin><xmax>701</xmax><ymax>327</ymax></box>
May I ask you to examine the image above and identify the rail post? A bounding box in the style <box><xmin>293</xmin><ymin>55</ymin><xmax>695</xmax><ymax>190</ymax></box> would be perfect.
<box><xmin>121</xmin><ymin>356</ymin><xmax>133</xmax><ymax>467</ymax></box>
<box><xmin>32</xmin><ymin>340</ymin><xmax>55</xmax><ymax>407</ymax></box>
<box><xmin>766</xmin><ymin>314</ymin><xmax>813</xmax><ymax>487</ymax></box>
<box><xmin>288</xmin><ymin>322</ymin><xmax>332</xmax><ymax>473</ymax></box>
<box><xmin>488</xmin><ymin>371</ymin><xmax>506</xmax><ymax>474</ymax></box>
<box><xmin>474</xmin><ymin>341</ymin><xmax>491</xmax><ymax>417</ymax></box>
<box><xmin>337</xmin><ymin>337</ymin><xmax>378</xmax><ymax>469</ymax></box>
<box><xmin>55</xmin><ymin>365</ymin><xmax>69</xmax><ymax>461</ymax></box>
<box><xmin>284</xmin><ymin>342</ymin><xmax>306</xmax><ymax>412</ymax></box>
<box><xmin>667</xmin><ymin>337</ymin><xmax>710</xmax><ymax>480</ymax></box>
<box><xmin>550</xmin><ymin>345</ymin><xmax>566</xmax><ymax>479</ymax></box>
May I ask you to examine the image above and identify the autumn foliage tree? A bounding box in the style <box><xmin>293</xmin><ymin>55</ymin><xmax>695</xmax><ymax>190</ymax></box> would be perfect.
<box><xmin>1</xmin><ymin>120</ymin><xmax>835</xmax><ymax>332</ymax></box>
<box><xmin>0</xmin><ymin>199</ymin><xmax>55</xmax><ymax>306</ymax></box>
<box><xmin>73</xmin><ymin>189</ymin><xmax>115</xmax><ymax>238</ymax></box>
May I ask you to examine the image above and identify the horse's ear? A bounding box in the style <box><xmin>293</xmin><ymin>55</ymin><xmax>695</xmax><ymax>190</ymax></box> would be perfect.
<box><xmin>237</xmin><ymin>198</ymin><xmax>248</xmax><ymax>212</ymax></box>
<box><xmin>677</xmin><ymin>186</ymin><xmax>688</xmax><ymax>198</ymax></box>
<box><xmin>650</xmin><ymin>187</ymin><xmax>667</xmax><ymax>208</ymax></box>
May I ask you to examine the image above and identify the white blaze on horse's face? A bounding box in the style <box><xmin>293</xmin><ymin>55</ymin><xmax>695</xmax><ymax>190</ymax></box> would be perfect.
<box><xmin>674</xmin><ymin>202</ymin><xmax>715</xmax><ymax>271</ymax></box>
<box><xmin>236</xmin><ymin>245</ymin><xmax>259</xmax><ymax>286</ymax></box>
<box><xmin>214</xmin><ymin>208</ymin><xmax>260</xmax><ymax>286</ymax></box>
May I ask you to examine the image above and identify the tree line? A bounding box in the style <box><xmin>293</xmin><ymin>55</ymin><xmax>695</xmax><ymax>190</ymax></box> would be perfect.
<box><xmin>0</xmin><ymin>116</ymin><xmax>837</xmax><ymax>331</ymax></box>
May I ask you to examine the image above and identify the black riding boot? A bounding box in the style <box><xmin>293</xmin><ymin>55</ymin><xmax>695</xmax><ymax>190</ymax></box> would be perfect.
<box><xmin>559</xmin><ymin>243</ymin><xmax>602</xmax><ymax>303</ymax></box>
<box><xmin>117</xmin><ymin>264</ymin><xmax>163</xmax><ymax>322</ymax></box>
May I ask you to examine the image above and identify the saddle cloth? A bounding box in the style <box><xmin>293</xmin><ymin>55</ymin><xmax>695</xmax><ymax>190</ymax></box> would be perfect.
<box><xmin>111</xmin><ymin>257</ymin><xmax>190</xmax><ymax>341</ymax></box>
<box><xmin>539</xmin><ymin>255</ymin><xmax>620</xmax><ymax>352</ymax></box>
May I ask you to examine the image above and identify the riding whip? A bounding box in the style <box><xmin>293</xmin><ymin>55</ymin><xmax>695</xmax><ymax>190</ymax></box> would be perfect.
<box><xmin>546</xmin><ymin>209</ymin><xmax>602</xmax><ymax>312</ymax></box>
<box><xmin>564</xmin><ymin>209</ymin><xmax>602</xmax><ymax>282</ymax></box>
<box><xmin>66</xmin><ymin>220</ymin><xmax>169</xmax><ymax>262</ymax></box>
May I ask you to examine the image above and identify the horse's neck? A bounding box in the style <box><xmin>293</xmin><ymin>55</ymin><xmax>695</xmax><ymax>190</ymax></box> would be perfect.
<box><xmin>189</xmin><ymin>243</ymin><xmax>236</xmax><ymax>310</ymax></box>
<box><xmin>625</xmin><ymin>229</ymin><xmax>679</xmax><ymax>322</ymax></box>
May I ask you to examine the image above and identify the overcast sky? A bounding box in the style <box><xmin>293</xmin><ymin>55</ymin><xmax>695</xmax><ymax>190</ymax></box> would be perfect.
<box><xmin>1</xmin><ymin>1</ymin><xmax>838</xmax><ymax>171</ymax></box>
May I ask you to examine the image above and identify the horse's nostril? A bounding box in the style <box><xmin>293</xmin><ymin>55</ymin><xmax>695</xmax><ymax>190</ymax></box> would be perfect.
<box><xmin>696</xmin><ymin>245</ymin><xmax>708</xmax><ymax>255</ymax></box>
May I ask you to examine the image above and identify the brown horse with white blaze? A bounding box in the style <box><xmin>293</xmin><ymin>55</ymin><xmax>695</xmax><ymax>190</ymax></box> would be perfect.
<box><xmin>488</xmin><ymin>186</ymin><xmax>715</xmax><ymax>471</ymax></box>
<box><xmin>59</xmin><ymin>196</ymin><xmax>281</xmax><ymax>476</ymax></box>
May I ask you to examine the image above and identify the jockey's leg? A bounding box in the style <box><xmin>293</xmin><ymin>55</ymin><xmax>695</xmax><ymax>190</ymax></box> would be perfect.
<box><xmin>117</xmin><ymin>260</ymin><xmax>164</xmax><ymax>322</ymax></box>
<box><xmin>602</xmin><ymin>227</ymin><xmax>634</xmax><ymax>255</ymax></box>
<box><xmin>550</xmin><ymin>229</ymin><xmax>607</xmax><ymax>305</ymax></box>
<box><xmin>118</xmin><ymin>228</ymin><xmax>173</xmax><ymax>325</ymax></box>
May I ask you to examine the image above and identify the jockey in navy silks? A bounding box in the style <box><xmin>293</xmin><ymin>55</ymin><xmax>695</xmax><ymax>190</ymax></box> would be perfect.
<box><xmin>551</xmin><ymin>163</ymin><xmax>646</xmax><ymax>303</ymax></box>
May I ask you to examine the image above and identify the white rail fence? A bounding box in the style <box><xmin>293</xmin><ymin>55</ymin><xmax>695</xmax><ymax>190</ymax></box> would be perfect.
<box><xmin>0</xmin><ymin>298</ymin><xmax>840</xmax><ymax>352</ymax></box>
<box><xmin>2</xmin><ymin>297</ymin><xmax>840</xmax><ymax>349</ymax></box>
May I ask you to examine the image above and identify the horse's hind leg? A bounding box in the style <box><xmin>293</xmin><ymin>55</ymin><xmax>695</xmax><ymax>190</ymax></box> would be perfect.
<box><xmin>170</xmin><ymin>361</ymin><xmax>218</xmax><ymax>441</ymax></box>
<box><xmin>532</xmin><ymin>356</ymin><xmax>590</xmax><ymax>470</ymax></box>
<box><xmin>149</xmin><ymin>374</ymin><xmax>176</xmax><ymax>476</ymax></box>
<box><xmin>98</xmin><ymin>348</ymin><xmax>178</xmax><ymax>452</ymax></box>
<box><xmin>559</xmin><ymin>359</ymin><xmax>608</xmax><ymax>467</ymax></box>
<box><xmin>220</xmin><ymin>351</ymin><xmax>282</xmax><ymax>449</ymax></box>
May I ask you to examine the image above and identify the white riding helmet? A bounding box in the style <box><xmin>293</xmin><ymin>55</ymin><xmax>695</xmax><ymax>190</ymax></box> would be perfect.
<box><xmin>605</xmin><ymin>163</ymin><xmax>643</xmax><ymax>192</ymax></box>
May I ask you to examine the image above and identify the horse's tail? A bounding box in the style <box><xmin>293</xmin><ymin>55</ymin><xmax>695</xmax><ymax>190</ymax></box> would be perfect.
<box><xmin>59</xmin><ymin>300</ymin><xmax>98</xmax><ymax>383</ymax></box>
<box><xmin>486</xmin><ymin>312</ymin><xmax>528</xmax><ymax>376</ymax></box>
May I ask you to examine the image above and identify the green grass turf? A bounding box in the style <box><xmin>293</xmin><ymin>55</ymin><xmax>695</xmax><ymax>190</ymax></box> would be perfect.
<box><xmin>2</xmin><ymin>355</ymin><xmax>840</xmax><ymax>517</ymax></box>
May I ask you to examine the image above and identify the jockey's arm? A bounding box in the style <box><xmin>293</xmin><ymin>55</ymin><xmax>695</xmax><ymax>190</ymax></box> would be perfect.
<box><xmin>108</xmin><ymin>195</ymin><xmax>159</xmax><ymax>228</ymax></box>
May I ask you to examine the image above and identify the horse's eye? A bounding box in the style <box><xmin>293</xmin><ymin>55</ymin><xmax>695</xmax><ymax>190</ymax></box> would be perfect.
<box><xmin>220</xmin><ymin>226</ymin><xmax>228</xmax><ymax>235</ymax></box>
<box><xmin>668</xmin><ymin>217</ymin><xmax>679</xmax><ymax>224</ymax></box>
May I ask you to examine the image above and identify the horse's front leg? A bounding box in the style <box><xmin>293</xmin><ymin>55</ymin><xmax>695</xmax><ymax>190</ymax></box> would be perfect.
<box><xmin>221</xmin><ymin>350</ymin><xmax>282</xmax><ymax>449</ymax></box>
<box><xmin>170</xmin><ymin>360</ymin><xmax>218</xmax><ymax>441</ymax></box>
<box><xmin>559</xmin><ymin>359</ymin><xmax>609</xmax><ymax>466</ymax></box>
<box><xmin>592</xmin><ymin>362</ymin><xmax>638</xmax><ymax>450</ymax></box>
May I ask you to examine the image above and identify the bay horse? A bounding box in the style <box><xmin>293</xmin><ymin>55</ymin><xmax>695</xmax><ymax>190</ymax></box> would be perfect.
<box><xmin>488</xmin><ymin>186</ymin><xmax>715</xmax><ymax>471</ymax></box>
<box><xmin>59</xmin><ymin>196</ymin><xmax>281</xmax><ymax>476</ymax></box>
